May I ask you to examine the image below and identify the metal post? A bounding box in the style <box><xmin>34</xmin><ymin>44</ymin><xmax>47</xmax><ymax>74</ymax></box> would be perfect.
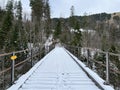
<box><xmin>71</xmin><ymin>46</ymin><xmax>73</xmax><ymax>53</ymax></box>
<box><xmin>74</xmin><ymin>48</ymin><xmax>76</xmax><ymax>55</ymax></box>
<box><xmin>105</xmin><ymin>52</ymin><xmax>109</xmax><ymax>85</ymax></box>
<box><xmin>39</xmin><ymin>46</ymin><xmax>40</xmax><ymax>60</ymax></box>
<box><xmin>87</xmin><ymin>49</ymin><xmax>90</xmax><ymax>67</ymax></box>
<box><xmin>2</xmin><ymin>57</ymin><xmax>5</xmax><ymax>89</ymax></box>
<box><xmin>11</xmin><ymin>52</ymin><xmax>15</xmax><ymax>85</ymax></box>
<box><xmin>78</xmin><ymin>47</ymin><xmax>79</xmax><ymax>58</ymax></box>
<box><xmin>78</xmin><ymin>47</ymin><xmax>80</xmax><ymax>58</ymax></box>
<box><xmin>46</xmin><ymin>45</ymin><xmax>49</xmax><ymax>54</ymax></box>
<box><xmin>31</xmin><ymin>48</ymin><xmax>33</xmax><ymax>67</ymax></box>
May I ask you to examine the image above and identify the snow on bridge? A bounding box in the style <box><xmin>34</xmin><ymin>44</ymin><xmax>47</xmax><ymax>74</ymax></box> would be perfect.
<box><xmin>8</xmin><ymin>46</ymin><xmax>114</xmax><ymax>90</ymax></box>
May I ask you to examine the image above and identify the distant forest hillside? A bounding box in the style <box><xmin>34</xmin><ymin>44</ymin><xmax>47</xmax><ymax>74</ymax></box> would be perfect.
<box><xmin>51</xmin><ymin>13</ymin><xmax>112</xmax><ymax>29</ymax></box>
<box><xmin>51</xmin><ymin>12</ymin><xmax>120</xmax><ymax>51</ymax></box>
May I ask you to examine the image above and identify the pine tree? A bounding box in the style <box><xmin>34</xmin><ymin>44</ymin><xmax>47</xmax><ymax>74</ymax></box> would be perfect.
<box><xmin>72</xmin><ymin>21</ymin><xmax>82</xmax><ymax>47</ymax></box>
<box><xmin>0</xmin><ymin>8</ymin><xmax>6</xmax><ymax>27</ymax></box>
<box><xmin>69</xmin><ymin>6</ymin><xmax>76</xmax><ymax>29</ymax></box>
<box><xmin>69</xmin><ymin>6</ymin><xmax>82</xmax><ymax>47</ymax></box>
<box><xmin>0</xmin><ymin>0</ymin><xmax>13</xmax><ymax>51</ymax></box>
<box><xmin>30</xmin><ymin>0</ymin><xmax>43</xmax><ymax>21</ymax></box>
<box><xmin>16</xmin><ymin>1</ymin><xmax>22</xmax><ymax>21</ymax></box>
<box><xmin>15</xmin><ymin>1</ymin><xmax>25</xmax><ymax>49</ymax></box>
<box><xmin>54</xmin><ymin>19</ymin><xmax>62</xmax><ymax>39</ymax></box>
<box><xmin>44</xmin><ymin>0</ymin><xmax>51</xmax><ymax>38</ymax></box>
<box><xmin>10</xmin><ymin>23</ymin><xmax>19</xmax><ymax>50</ymax></box>
<box><xmin>30</xmin><ymin>0</ymin><xmax>44</xmax><ymax>44</ymax></box>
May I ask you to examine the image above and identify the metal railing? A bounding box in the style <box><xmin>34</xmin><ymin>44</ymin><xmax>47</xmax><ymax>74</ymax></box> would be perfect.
<box><xmin>0</xmin><ymin>45</ymin><xmax>47</xmax><ymax>90</ymax></box>
<box><xmin>0</xmin><ymin>49</ymin><xmax>27</xmax><ymax>89</ymax></box>
<box><xmin>0</xmin><ymin>44</ymin><xmax>119</xmax><ymax>89</ymax></box>
<box><xmin>64</xmin><ymin>44</ymin><xmax>120</xmax><ymax>89</ymax></box>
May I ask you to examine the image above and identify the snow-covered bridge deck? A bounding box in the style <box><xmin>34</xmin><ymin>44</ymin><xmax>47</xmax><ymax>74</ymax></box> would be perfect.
<box><xmin>8</xmin><ymin>47</ymin><xmax>114</xmax><ymax>90</ymax></box>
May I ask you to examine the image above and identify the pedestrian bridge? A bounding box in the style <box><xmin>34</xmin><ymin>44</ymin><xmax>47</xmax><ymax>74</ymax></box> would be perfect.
<box><xmin>8</xmin><ymin>46</ymin><xmax>114</xmax><ymax>90</ymax></box>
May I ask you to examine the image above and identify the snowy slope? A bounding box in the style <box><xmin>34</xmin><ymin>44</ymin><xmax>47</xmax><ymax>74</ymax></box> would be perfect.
<box><xmin>8</xmin><ymin>46</ymin><xmax>114</xmax><ymax>90</ymax></box>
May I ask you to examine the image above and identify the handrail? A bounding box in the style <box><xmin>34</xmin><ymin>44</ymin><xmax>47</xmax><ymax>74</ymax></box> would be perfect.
<box><xmin>0</xmin><ymin>44</ymin><xmax>49</xmax><ymax>89</ymax></box>
<box><xmin>64</xmin><ymin>44</ymin><xmax>120</xmax><ymax>57</ymax></box>
<box><xmin>0</xmin><ymin>49</ymin><xmax>29</xmax><ymax>57</ymax></box>
<box><xmin>87</xmin><ymin>47</ymin><xmax>120</xmax><ymax>57</ymax></box>
<box><xmin>0</xmin><ymin>58</ymin><xmax>30</xmax><ymax>75</ymax></box>
<box><xmin>64</xmin><ymin>44</ymin><xmax>120</xmax><ymax>86</ymax></box>
<box><xmin>91</xmin><ymin>59</ymin><xmax>120</xmax><ymax>74</ymax></box>
<box><xmin>0</xmin><ymin>49</ymin><xmax>45</xmax><ymax>75</ymax></box>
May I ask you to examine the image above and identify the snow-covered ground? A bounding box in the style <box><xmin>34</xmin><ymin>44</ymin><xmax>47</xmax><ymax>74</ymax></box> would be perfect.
<box><xmin>8</xmin><ymin>46</ymin><xmax>114</xmax><ymax>90</ymax></box>
<box><xmin>70</xmin><ymin>28</ymin><xmax>96</xmax><ymax>34</ymax></box>
<box><xmin>81</xmin><ymin>47</ymin><xmax>97</xmax><ymax>59</ymax></box>
<box><xmin>44</xmin><ymin>35</ymin><xmax>53</xmax><ymax>53</ymax></box>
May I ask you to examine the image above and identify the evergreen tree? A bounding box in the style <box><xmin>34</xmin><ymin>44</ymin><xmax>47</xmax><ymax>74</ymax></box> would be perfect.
<box><xmin>16</xmin><ymin>1</ymin><xmax>22</xmax><ymax>21</ymax></box>
<box><xmin>72</xmin><ymin>21</ymin><xmax>82</xmax><ymax>47</ymax></box>
<box><xmin>0</xmin><ymin>0</ymin><xmax>13</xmax><ymax>51</ymax></box>
<box><xmin>30</xmin><ymin>0</ymin><xmax>43</xmax><ymax>21</ymax></box>
<box><xmin>10</xmin><ymin>23</ymin><xmax>19</xmax><ymax>50</ymax></box>
<box><xmin>69</xmin><ymin>6</ymin><xmax>82</xmax><ymax>47</ymax></box>
<box><xmin>0</xmin><ymin>8</ymin><xmax>6</xmax><ymax>27</ymax></box>
<box><xmin>54</xmin><ymin>19</ymin><xmax>62</xmax><ymax>39</ymax></box>
<box><xmin>69</xmin><ymin>5</ymin><xmax>76</xmax><ymax>29</ymax></box>
<box><xmin>30</xmin><ymin>0</ymin><xmax>44</xmax><ymax>44</ymax></box>
<box><xmin>44</xmin><ymin>0</ymin><xmax>51</xmax><ymax>38</ymax></box>
<box><xmin>15</xmin><ymin>1</ymin><xmax>25</xmax><ymax>49</ymax></box>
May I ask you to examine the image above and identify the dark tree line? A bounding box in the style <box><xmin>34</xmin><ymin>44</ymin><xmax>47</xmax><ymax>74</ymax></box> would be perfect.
<box><xmin>0</xmin><ymin>0</ymin><xmax>51</xmax><ymax>53</ymax></box>
<box><xmin>52</xmin><ymin>12</ymin><xmax>120</xmax><ymax>51</ymax></box>
<box><xmin>0</xmin><ymin>0</ymin><xmax>21</xmax><ymax>52</ymax></box>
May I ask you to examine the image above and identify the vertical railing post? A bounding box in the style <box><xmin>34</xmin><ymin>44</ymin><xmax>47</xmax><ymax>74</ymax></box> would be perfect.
<box><xmin>73</xmin><ymin>47</ymin><xmax>75</xmax><ymax>55</ymax></box>
<box><xmin>105</xmin><ymin>52</ymin><xmax>109</xmax><ymax>85</ymax></box>
<box><xmin>48</xmin><ymin>46</ymin><xmax>50</xmax><ymax>53</ymax></box>
<box><xmin>11</xmin><ymin>52</ymin><xmax>15</xmax><ymax>85</ymax></box>
<box><xmin>31</xmin><ymin>48</ymin><xmax>33</xmax><ymax>67</ymax></box>
<box><xmin>38</xmin><ymin>46</ymin><xmax>40</xmax><ymax>60</ymax></box>
<box><xmin>87</xmin><ymin>49</ymin><xmax>90</xmax><ymax>67</ymax></box>
<box><xmin>78</xmin><ymin>47</ymin><xmax>79</xmax><ymax>58</ymax></box>
<box><xmin>2</xmin><ymin>57</ymin><xmax>5</xmax><ymax>89</ymax></box>
<box><xmin>71</xmin><ymin>46</ymin><xmax>72</xmax><ymax>53</ymax></box>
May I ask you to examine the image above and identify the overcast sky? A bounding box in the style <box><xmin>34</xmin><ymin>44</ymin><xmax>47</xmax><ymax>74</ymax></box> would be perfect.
<box><xmin>49</xmin><ymin>0</ymin><xmax>120</xmax><ymax>18</ymax></box>
<box><xmin>0</xmin><ymin>0</ymin><xmax>120</xmax><ymax>18</ymax></box>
